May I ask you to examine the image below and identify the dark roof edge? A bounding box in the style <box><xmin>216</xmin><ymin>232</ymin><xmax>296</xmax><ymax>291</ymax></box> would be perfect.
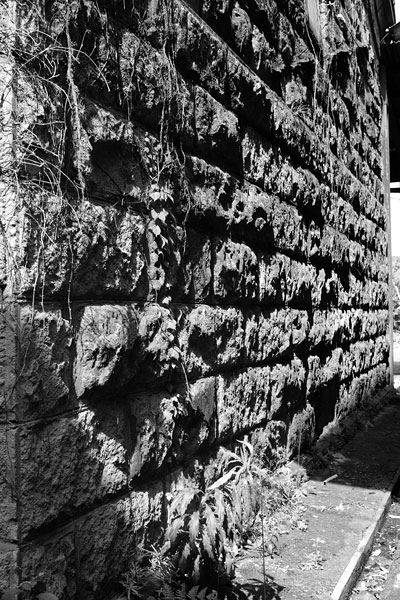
<box><xmin>376</xmin><ymin>0</ymin><xmax>396</xmax><ymax>33</ymax></box>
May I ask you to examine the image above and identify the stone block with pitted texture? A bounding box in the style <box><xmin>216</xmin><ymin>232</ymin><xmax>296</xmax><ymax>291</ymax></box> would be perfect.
<box><xmin>0</xmin><ymin>0</ymin><xmax>390</xmax><ymax>596</ymax></box>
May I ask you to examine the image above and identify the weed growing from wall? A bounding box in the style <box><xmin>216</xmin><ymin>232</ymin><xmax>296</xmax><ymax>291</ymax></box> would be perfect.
<box><xmin>121</xmin><ymin>438</ymin><xmax>305</xmax><ymax>599</ymax></box>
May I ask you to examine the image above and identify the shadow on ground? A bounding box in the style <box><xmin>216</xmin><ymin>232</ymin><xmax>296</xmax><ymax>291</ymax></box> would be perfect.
<box><xmin>231</xmin><ymin>577</ymin><xmax>283</xmax><ymax>600</ymax></box>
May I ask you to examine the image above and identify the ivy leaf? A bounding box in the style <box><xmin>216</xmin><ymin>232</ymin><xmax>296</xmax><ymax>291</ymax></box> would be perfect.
<box><xmin>149</xmin><ymin>223</ymin><xmax>162</xmax><ymax>237</ymax></box>
<box><xmin>170</xmin><ymin>347</ymin><xmax>180</xmax><ymax>360</ymax></box>
<box><xmin>158</xmin><ymin>208</ymin><xmax>168</xmax><ymax>222</ymax></box>
<box><xmin>37</xmin><ymin>594</ymin><xmax>59</xmax><ymax>600</ymax></box>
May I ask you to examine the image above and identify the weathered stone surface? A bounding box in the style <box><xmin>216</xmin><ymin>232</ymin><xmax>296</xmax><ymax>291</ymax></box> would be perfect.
<box><xmin>194</xmin><ymin>86</ymin><xmax>241</xmax><ymax>170</ymax></box>
<box><xmin>0</xmin><ymin>542</ymin><xmax>18</xmax><ymax>591</ymax></box>
<box><xmin>17</xmin><ymin>306</ymin><xmax>74</xmax><ymax>419</ymax></box>
<box><xmin>242</xmin><ymin>125</ymin><xmax>276</xmax><ymax>189</ymax></box>
<box><xmin>269</xmin><ymin>358</ymin><xmax>306</xmax><ymax>418</ymax></box>
<box><xmin>217</xmin><ymin>367</ymin><xmax>270</xmax><ymax>438</ymax></box>
<box><xmin>178</xmin><ymin>305</ymin><xmax>245</xmax><ymax>377</ymax></box>
<box><xmin>129</xmin><ymin>386</ymin><xmax>215</xmax><ymax>479</ymax></box>
<box><xmin>258</xmin><ymin>253</ymin><xmax>285</xmax><ymax>305</ymax></box>
<box><xmin>0</xmin><ymin>0</ymin><xmax>391</xmax><ymax>593</ymax></box>
<box><xmin>286</xmin><ymin>404</ymin><xmax>316</xmax><ymax>457</ymax></box>
<box><xmin>189</xmin><ymin>376</ymin><xmax>216</xmax><ymax>426</ymax></box>
<box><xmin>0</xmin><ymin>304</ymin><xmax>17</xmax><ymax>422</ymax></box>
<box><xmin>177</xmin><ymin>229</ymin><xmax>212</xmax><ymax>302</ymax></box>
<box><xmin>75</xmin><ymin>303</ymin><xmax>190</xmax><ymax>395</ymax></box>
<box><xmin>337</xmin><ymin>364</ymin><xmax>390</xmax><ymax>421</ymax></box>
<box><xmin>244</xmin><ymin>308</ymin><xmax>309</xmax><ymax>363</ymax></box>
<box><xmin>19</xmin><ymin>406</ymin><xmax>128</xmax><ymax>536</ymax></box>
<box><xmin>20</xmin><ymin>486</ymin><xmax>164</xmax><ymax>600</ymax></box>
<box><xmin>20</xmin><ymin>194</ymin><xmax>148</xmax><ymax>300</ymax></box>
<box><xmin>0</xmin><ymin>425</ymin><xmax>17</xmax><ymax>544</ymax></box>
<box><xmin>74</xmin><ymin>304</ymin><xmax>138</xmax><ymax>398</ymax></box>
<box><xmin>307</xmin><ymin>349</ymin><xmax>343</xmax><ymax>399</ymax></box>
<box><xmin>214</xmin><ymin>238</ymin><xmax>258</xmax><ymax>302</ymax></box>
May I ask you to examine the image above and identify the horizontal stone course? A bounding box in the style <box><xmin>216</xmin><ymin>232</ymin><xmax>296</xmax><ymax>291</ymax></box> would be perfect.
<box><xmin>5</xmin><ymin>0</ymin><xmax>390</xmax><ymax>595</ymax></box>
<box><xmin>20</xmin><ymin>485</ymin><xmax>164</xmax><ymax>600</ymax></box>
<box><xmin>19</xmin><ymin>407</ymin><xmax>128</xmax><ymax>537</ymax></box>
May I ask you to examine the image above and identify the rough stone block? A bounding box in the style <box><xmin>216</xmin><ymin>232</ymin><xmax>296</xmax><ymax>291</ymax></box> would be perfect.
<box><xmin>286</xmin><ymin>404</ymin><xmax>316</xmax><ymax>457</ymax></box>
<box><xmin>17</xmin><ymin>306</ymin><xmax>74</xmax><ymax>420</ymax></box>
<box><xmin>0</xmin><ymin>303</ymin><xmax>17</xmax><ymax>422</ymax></box>
<box><xmin>217</xmin><ymin>367</ymin><xmax>270</xmax><ymax>438</ymax></box>
<box><xmin>19</xmin><ymin>406</ymin><xmax>128</xmax><ymax>537</ymax></box>
<box><xmin>285</xmin><ymin>259</ymin><xmax>317</xmax><ymax>306</ymax></box>
<box><xmin>176</xmin><ymin>7</ymin><xmax>228</xmax><ymax>101</ymax></box>
<box><xmin>243</xmin><ymin>308</ymin><xmax>308</xmax><ymax>364</ymax></box>
<box><xmin>74</xmin><ymin>304</ymin><xmax>139</xmax><ymax>398</ymax></box>
<box><xmin>20</xmin><ymin>195</ymin><xmax>147</xmax><ymax>300</ymax></box>
<box><xmin>178</xmin><ymin>305</ymin><xmax>245</xmax><ymax>377</ymax></box>
<box><xmin>74</xmin><ymin>303</ymin><xmax>185</xmax><ymax>395</ymax></box>
<box><xmin>213</xmin><ymin>238</ymin><xmax>258</xmax><ymax>302</ymax></box>
<box><xmin>250</xmin><ymin>22</ymin><xmax>277</xmax><ymax>82</ymax></box>
<box><xmin>118</xmin><ymin>31</ymin><xmax>191</xmax><ymax>132</ymax></box>
<box><xmin>177</xmin><ymin>229</ymin><xmax>212</xmax><ymax>302</ymax></box>
<box><xmin>270</xmin><ymin>200</ymin><xmax>307</xmax><ymax>256</ymax></box>
<box><xmin>189</xmin><ymin>377</ymin><xmax>216</xmax><ymax>425</ymax></box>
<box><xmin>226</xmin><ymin>53</ymin><xmax>273</xmax><ymax>132</ymax></box>
<box><xmin>258</xmin><ymin>253</ymin><xmax>286</xmax><ymax>306</ymax></box>
<box><xmin>186</xmin><ymin>155</ymin><xmax>236</xmax><ymax>215</ymax></box>
<box><xmin>129</xmin><ymin>386</ymin><xmax>215</xmax><ymax>480</ymax></box>
<box><xmin>186</xmin><ymin>157</ymin><xmax>275</xmax><ymax>247</ymax></box>
<box><xmin>194</xmin><ymin>86</ymin><xmax>241</xmax><ymax>170</ymax></box>
<box><xmin>337</xmin><ymin>364</ymin><xmax>389</xmax><ymax>422</ymax></box>
<box><xmin>306</xmin><ymin>349</ymin><xmax>343</xmax><ymax>399</ymax></box>
<box><xmin>319</xmin><ymin>226</ymin><xmax>350</xmax><ymax>266</ymax></box>
<box><xmin>0</xmin><ymin>542</ymin><xmax>18</xmax><ymax>591</ymax></box>
<box><xmin>309</xmin><ymin>310</ymin><xmax>346</xmax><ymax>350</ymax></box>
<box><xmin>269</xmin><ymin>358</ymin><xmax>306</xmax><ymax>418</ymax></box>
<box><xmin>0</xmin><ymin>425</ymin><xmax>17</xmax><ymax>543</ymax></box>
<box><xmin>20</xmin><ymin>486</ymin><xmax>164</xmax><ymax>600</ymax></box>
<box><xmin>244</xmin><ymin>308</ymin><xmax>291</xmax><ymax>363</ymax></box>
<box><xmin>242</xmin><ymin>125</ymin><xmax>276</xmax><ymax>188</ymax></box>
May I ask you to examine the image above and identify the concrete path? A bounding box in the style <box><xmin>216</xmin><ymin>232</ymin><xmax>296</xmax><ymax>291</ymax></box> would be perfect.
<box><xmin>236</xmin><ymin>387</ymin><xmax>400</xmax><ymax>599</ymax></box>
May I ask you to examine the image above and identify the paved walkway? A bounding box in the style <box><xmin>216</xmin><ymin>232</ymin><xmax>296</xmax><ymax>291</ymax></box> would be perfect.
<box><xmin>236</xmin><ymin>386</ymin><xmax>400</xmax><ymax>599</ymax></box>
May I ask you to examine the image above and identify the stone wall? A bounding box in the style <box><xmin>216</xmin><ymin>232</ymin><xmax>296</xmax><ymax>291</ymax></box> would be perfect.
<box><xmin>0</xmin><ymin>0</ymin><xmax>391</xmax><ymax>597</ymax></box>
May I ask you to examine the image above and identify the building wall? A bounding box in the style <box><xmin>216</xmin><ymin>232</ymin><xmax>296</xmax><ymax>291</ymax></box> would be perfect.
<box><xmin>0</xmin><ymin>0</ymin><xmax>391</xmax><ymax>597</ymax></box>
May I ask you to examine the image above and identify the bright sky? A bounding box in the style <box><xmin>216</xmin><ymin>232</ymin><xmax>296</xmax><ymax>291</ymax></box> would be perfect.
<box><xmin>392</xmin><ymin>195</ymin><xmax>400</xmax><ymax>257</ymax></box>
<box><xmin>396</xmin><ymin>0</ymin><xmax>400</xmax><ymax>20</ymax></box>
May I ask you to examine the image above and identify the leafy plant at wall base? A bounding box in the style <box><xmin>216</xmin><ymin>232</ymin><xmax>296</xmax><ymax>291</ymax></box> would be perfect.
<box><xmin>120</xmin><ymin>544</ymin><xmax>212</xmax><ymax>600</ymax></box>
<box><xmin>121</xmin><ymin>438</ymin><xmax>305</xmax><ymax>599</ymax></box>
<box><xmin>0</xmin><ymin>581</ymin><xmax>58</xmax><ymax>600</ymax></box>
<box><xmin>162</xmin><ymin>483</ymin><xmax>236</xmax><ymax>587</ymax></box>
